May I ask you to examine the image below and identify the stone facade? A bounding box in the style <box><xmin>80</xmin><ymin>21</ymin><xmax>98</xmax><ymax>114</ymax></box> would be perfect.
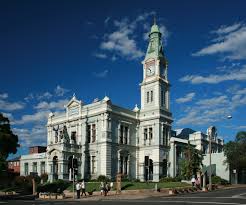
<box><xmin>44</xmin><ymin>22</ymin><xmax>172</xmax><ymax>182</ymax></box>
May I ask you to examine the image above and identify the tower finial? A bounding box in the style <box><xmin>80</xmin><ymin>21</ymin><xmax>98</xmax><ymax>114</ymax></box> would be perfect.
<box><xmin>153</xmin><ymin>14</ymin><xmax>156</xmax><ymax>25</ymax></box>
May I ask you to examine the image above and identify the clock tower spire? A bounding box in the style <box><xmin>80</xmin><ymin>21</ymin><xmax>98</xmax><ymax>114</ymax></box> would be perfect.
<box><xmin>138</xmin><ymin>20</ymin><xmax>172</xmax><ymax>182</ymax></box>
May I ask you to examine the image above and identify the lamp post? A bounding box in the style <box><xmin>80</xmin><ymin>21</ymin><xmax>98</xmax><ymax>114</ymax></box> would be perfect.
<box><xmin>207</xmin><ymin>126</ymin><xmax>216</xmax><ymax>191</ymax></box>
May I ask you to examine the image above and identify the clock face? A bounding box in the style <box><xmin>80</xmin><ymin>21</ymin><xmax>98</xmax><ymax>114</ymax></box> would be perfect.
<box><xmin>146</xmin><ymin>65</ymin><xmax>155</xmax><ymax>76</ymax></box>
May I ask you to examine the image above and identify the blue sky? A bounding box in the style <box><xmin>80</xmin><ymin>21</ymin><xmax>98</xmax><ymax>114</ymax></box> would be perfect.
<box><xmin>1</xmin><ymin>0</ymin><xmax>246</xmax><ymax>158</ymax></box>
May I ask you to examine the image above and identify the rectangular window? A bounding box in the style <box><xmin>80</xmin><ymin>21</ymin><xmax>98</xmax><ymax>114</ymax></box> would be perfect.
<box><xmin>144</xmin><ymin>128</ymin><xmax>148</xmax><ymax>142</ymax></box>
<box><xmin>120</xmin><ymin>156</ymin><xmax>124</xmax><ymax>174</ymax></box>
<box><xmin>87</xmin><ymin>125</ymin><xmax>91</xmax><ymax>143</ymax></box>
<box><xmin>124</xmin><ymin>156</ymin><xmax>128</xmax><ymax>174</ymax></box>
<box><xmin>149</xmin><ymin>128</ymin><xmax>153</xmax><ymax>140</ymax></box>
<box><xmin>24</xmin><ymin>163</ymin><xmax>28</xmax><ymax>176</ymax></box>
<box><xmin>71</xmin><ymin>131</ymin><xmax>76</xmax><ymax>143</ymax></box>
<box><xmin>120</xmin><ymin>125</ymin><xmax>124</xmax><ymax>144</ymax></box>
<box><xmin>87</xmin><ymin>156</ymin><xmax>91</xmax><ymax>175</ymax></box>
<box><xmin>33</xmin><ymin>162</ymin><xmax>37</xmax><ymax>173</ymax></box>
<box><xmin>41</xmin><ymin>162</ymin><xmax>45</xmax><ymax>174</ymax></box>
<box><xmin>91</xmin><ymin>156</ymin><xmax>96</xmax><ymax>174</ymax></box>
<box><xmin>147</xmin><ymin>92</ymin><xmax>149</xmax><ymax>103</ymax></box>
<box><xmin>151</xmin><ymin>91</ymin><xmax>153</xmax><ymax>102</ymax></box>
<box><xmin>92</xmin><ymin>124</ymin><xmax>96</xmax><ymax>142</ymax></box>
<box><xmin>161</xmin><ymin>90</ymin><xmax>165</xmax><ymax>106</ymax></box>
<box><xmin>124</xmin><ymin>127</ymin><xmax>128</xmax><ymax>144</ymax></box>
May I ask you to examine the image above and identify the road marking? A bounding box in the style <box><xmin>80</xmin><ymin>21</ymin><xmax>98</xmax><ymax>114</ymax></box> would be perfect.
<box><xmin>104</xmin><ymin>199</ymin><xmax>246</xmax><ymax>205</ymax></box>
<box><xmin>232</xmin><ymin>192</ymin><xmax>246</xmax><ymax>198</ymax></box>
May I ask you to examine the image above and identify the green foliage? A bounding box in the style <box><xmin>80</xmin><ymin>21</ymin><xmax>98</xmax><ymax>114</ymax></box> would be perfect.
<box><xmin>159</xmin><ymin>176</ymin><xmax>182</xmax><ymax>182</ymax></box>
<box><xmin>0</xmin><ymin>113</ymin><xmax>19</xmax><ymax>159</ymax></box>
<box><xmin>41</xmin><ymin>173</ymin><xmax>48</xmax><ymax>183</ymax></box>
<box><xmin>121</xmin><ymin>174</ymin><xmax>130</xmax><ymax>182</ymax></box>
<box><xmin>37</xmin><ymin>179</ymin><xmax>70</xmax><ymax>193</ymax></box>
<box><xmin>179</xmin><ymin>142</ymin><xmax>203</xmax><ymax>179</ymax></box>
<box><xmin>224</xmin><ymin>131</ymin><xmax>246</xmax><ymax>171</ymax></box>
<box><xmin>97</xmin><ymin>175</ymin><xmax>110</xmax><ymax>182</ymax></box>
<box><xmin>236</xmin><ymin>131</ymin><xmax>246</xmax><ymax>143</ymax></box>
<box><xmin>211</xmin><ymin>176</ymin><xmax>229</xmax><ymax>185</ymax></box>
<box><xmin>0</xmin><ymin>113</ymin><xmax>19</xmax><ymax>175</ymax></box>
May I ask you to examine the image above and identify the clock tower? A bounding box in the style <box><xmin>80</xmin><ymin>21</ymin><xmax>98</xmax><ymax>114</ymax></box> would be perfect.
<box><xmin>138</xmin><ymin>20</ymin><xmax>173</xmax><ymax>182</ymax></box>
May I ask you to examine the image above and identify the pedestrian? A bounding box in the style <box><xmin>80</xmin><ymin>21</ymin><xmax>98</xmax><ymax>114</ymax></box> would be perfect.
<box><xmin>110</xmin><ymin>181</ymin><xmax>113</xmax><ymax>190</ymax></box>
<box><xmin>105</xmin><ymin>182</ymin><xmax>109</xmax><ymax>196</ymax></box>
<box><xmin>196</xmin><ymin>177</ymin><xmax>201</xmax><ymax>189</ymax></box>
<box><xmin>191</xmin><ymin>176</ymin><xmax>196</xmax><ymax>187</ymax></box>
<box><xmin>81</xmin><ymin>180</ymin><xmax>86</xmax><ymax>197</ymax></box>
<box><xmin>100</xmin><ymin>181</ymin><xmax>104</xmax><ymax>196</ymax></box>
<box><xmin>75</xmin><ymin>181</ymin><xmax>81</xmax><ymax>199</ymax></box>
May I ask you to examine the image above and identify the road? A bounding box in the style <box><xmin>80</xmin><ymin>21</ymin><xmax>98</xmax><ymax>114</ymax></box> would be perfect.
<box><xmin>1</xmin><ymin>187</ymin><xmax>246</xmax><ymax>205</ymax></box>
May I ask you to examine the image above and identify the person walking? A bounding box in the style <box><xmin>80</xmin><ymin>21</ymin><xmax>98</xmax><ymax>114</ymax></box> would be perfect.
<box><xmin>75</xmin><ymin>181</ymin><xmax>81</xmax><ymax>199</ymax></box>
<box><xmin>105</xmin><ymin>182</ymin><xmax>109</xmax><ymax>196</ymax></box>
<box><xmin>191</xmin><ymin>176</ymin><xmax>196</xmax><ymax>187</ymax></box>
<box><xmin>81</xmin><ymin>180</ymin><xmax>86</xmax><ymax>197</ymax></box>
<box><xmin>100</xmin><ymin>181</ymin><xmax>104</xmax><ymax>196</ymax></box>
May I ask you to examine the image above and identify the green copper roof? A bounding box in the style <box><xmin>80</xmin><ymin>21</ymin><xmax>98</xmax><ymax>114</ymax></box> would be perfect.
<box><xmin>150</xmin><ymin>24</ymin><xmax>160</xmax><ymax>34</ymax></box>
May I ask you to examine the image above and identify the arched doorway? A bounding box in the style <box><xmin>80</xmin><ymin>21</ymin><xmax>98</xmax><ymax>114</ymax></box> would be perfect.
<box><xmin>53</xmin><ymin>156</ymin><xmax>58</xmax><ymax>180</ymax></box>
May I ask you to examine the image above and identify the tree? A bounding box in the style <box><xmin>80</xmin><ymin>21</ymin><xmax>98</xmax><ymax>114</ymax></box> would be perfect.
<box><xmin>235</xmin><ymin>131</ymin><xmax>246</xmax><ymax>143</ymax></box>
<box><xmin>180</xmin><ymin>142</ymin><xmax>203</xmax><ymax>179</ymax></box>
<box><xmin>224</xmin><ymin>131</ymin><xmax>246</xmax><ymax>171</ymax></box>
<box><xmin>0</xmin><ymin>113</ymin><xmax>19</xmax><ymax>172</ymax></box>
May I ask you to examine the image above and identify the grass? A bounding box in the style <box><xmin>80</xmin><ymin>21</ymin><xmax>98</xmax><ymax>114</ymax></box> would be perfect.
<box><xmin>66</xmin><ymin>181</ymin><xmax>190</xmax><ymax>192</ymax></box>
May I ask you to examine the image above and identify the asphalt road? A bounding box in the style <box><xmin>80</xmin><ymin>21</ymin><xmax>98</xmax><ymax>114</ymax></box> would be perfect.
<box><xmin>2</xmin><ymin>187</ymin><xmax>246</xmax><ymax>205</ymax></box>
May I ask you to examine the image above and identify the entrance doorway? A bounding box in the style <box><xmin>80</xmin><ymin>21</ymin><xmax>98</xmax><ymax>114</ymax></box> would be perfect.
<box><xmin>144</xmin><ymin>156</ymin><xmax>153</xmax><ymax>181</ymax></box>
<box><xmin>53</xmin><ymin>156</ymin><xmax>58</xmax><ymax>180</ymax></box>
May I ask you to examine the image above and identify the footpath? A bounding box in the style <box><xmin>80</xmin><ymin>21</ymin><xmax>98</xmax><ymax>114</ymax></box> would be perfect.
<box><xmin>52</xmin><ymin>184</ymin><xmax>246</xmax><ymax>201</ymax></box>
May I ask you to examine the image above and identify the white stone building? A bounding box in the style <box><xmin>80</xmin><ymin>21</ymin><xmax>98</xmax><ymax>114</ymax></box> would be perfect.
<box><xmin>20</xmin><ymin>152</ymin><xmax>47</xmax><ymax>177</ymax></box>
<box><xmin>169</xmin><ymin>129</ymin><xmax>229</xmax><ymax>180</ymax></box>
<box><xmin>19</xmin><ymin>21</ymin><xmax>228</xmax><ymax>182</ymax></box>
<box><xmin>45</xmin><ymin>22</ymin><xmax>172</xmax><ymax>182</ymax></box>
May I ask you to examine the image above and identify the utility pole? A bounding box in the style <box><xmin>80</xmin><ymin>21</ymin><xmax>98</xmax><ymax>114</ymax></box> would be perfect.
<box><xmin>209</xmin><ymin>131</ymin><xmax>212</xmax><ymax>191</ymax></box>
<box><xmin>72</xmin><ymin>155</ymin><xmax>75</xmax><ymax>199</ymax></box>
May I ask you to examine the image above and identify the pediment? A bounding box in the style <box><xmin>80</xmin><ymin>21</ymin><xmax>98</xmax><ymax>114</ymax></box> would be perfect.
<box><xmin>66</xmin><ymin>95</ymin><xmax>82</xmax><ymax>109</ymax></box>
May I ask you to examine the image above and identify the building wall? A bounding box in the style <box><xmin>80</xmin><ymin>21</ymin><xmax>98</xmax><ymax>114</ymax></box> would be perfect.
<box><xmin>203</xmin><ymin>152</ymin><xmax>229</xmax><ymax>181</ymax></box>
<box><xmin>20</xmin><ymin>153</ymin><xmax>47</xmax><ymax>176</ymax></box>
<box><xmin>8</xmin><ymin>160</ymin><xmax>20</xmax><ymax>174</ymax></box>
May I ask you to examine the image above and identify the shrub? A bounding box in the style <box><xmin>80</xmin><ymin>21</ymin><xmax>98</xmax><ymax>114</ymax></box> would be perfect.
<box><xmin>159</xmin><ymin>177</ymin><xmax>177</xmax><ymax>182</ymax></box>
<box><xmin>97</xmin><ymin>175</ymin><xmax>110</xmax><ymax>182</ymax></box>
<box><xmin>121</xmin><ymin>174</ymin><xmax>130</xmax><ymax>182</ymax></box>
<box><xmin>37</xmin><ymin>179</ymin><xmax>70</xmax><ymax>193</ymax></box>
<box><xmin>211</xmin><ymin>176</ymin><xmax>229</xmax><ymax>185</ymax></box>
<box><xmin>41</xmin><ymin>173</ymin><xmax>48</xmax><ymax>183</ymax></box>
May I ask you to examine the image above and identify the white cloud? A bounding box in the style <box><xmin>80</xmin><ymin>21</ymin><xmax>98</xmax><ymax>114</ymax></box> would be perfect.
<box><xmin>34</xmin><ymin>99</ymin><xmax>68</xmax><ymax>110</ymax></box>
<box><xmin>15</xmin><ymin>111</ymin><xmax>50</xmax><ymax>125</ymax></box>
<box><xmin>180</xmin><ymin>65</ymin><xmax>246</xmax><ymax>84</ymax></box>
<box><xmin>99</xmin><ymin>12</ymin><xmax>166</xmax><ymax>61</ymax></box>
<box><xmin>54</xmin><ymin>85</ymin><xmax>69</xmax><ymax>97</ymax></box>
<box><xmin>196</xmin><ymin>95</ymin><xmax>229</xmax><ymax>108</ymax></box>
<box><xmin>24</xmin><ymin>93</ymin><xmax>34</xmax><ymax>102</ymax></box>
<box><xmin>0</xmin><ymin>93</ymin><xmax>8</xmax><ymax>99</ymax></box>
<box><xmin>176</xmin><ymin>88</ymin><xmax>246</xmax><ymax>126</ymax></box>
<box><xmin>93</xmin><ymin>69</ymin><xmax>109</xmax><ymax>78</ymax></box>
<box><xmin>0</xmin><ymin>99</ymin><xmax>25</xmax><ymax>111</ymax></box>
<box><xmin>193</xmin><ymin>22</ymin><xmax>246</xmax><ymax>60</ymax></box>
<box><xmin>94</xmin><ymin>53</ymin><xmax>107</xmax><ymax>59</ymax></box>
<box><xmin>176</xmin><ymin>92</ymin><xmax>195</xmax><ymax>103</ymax></box>
<box><xmin>37</xmin><ymin>92</ymin><xmax>52</xmax><ymax>100</ymax></box>
<box><xmin>1</xmin><ymin>112</ymin><xmax>14</xmax><ymax>121</ymax></box>
<box><xmin>13</xmin><ymin>126</ymin><xmax>47</xmax><ymax>148</ymax></box>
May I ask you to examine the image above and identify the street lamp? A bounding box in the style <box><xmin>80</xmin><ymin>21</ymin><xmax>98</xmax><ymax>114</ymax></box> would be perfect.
<box><xmin>207</xmin><ymin>126</ymin><xmax>216</xmax><ymax>191</ymax></box>
<box><xmin>207</xmin><ymin>115</ymin><xmax>232</xmax><ymax>191</ymax></box>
